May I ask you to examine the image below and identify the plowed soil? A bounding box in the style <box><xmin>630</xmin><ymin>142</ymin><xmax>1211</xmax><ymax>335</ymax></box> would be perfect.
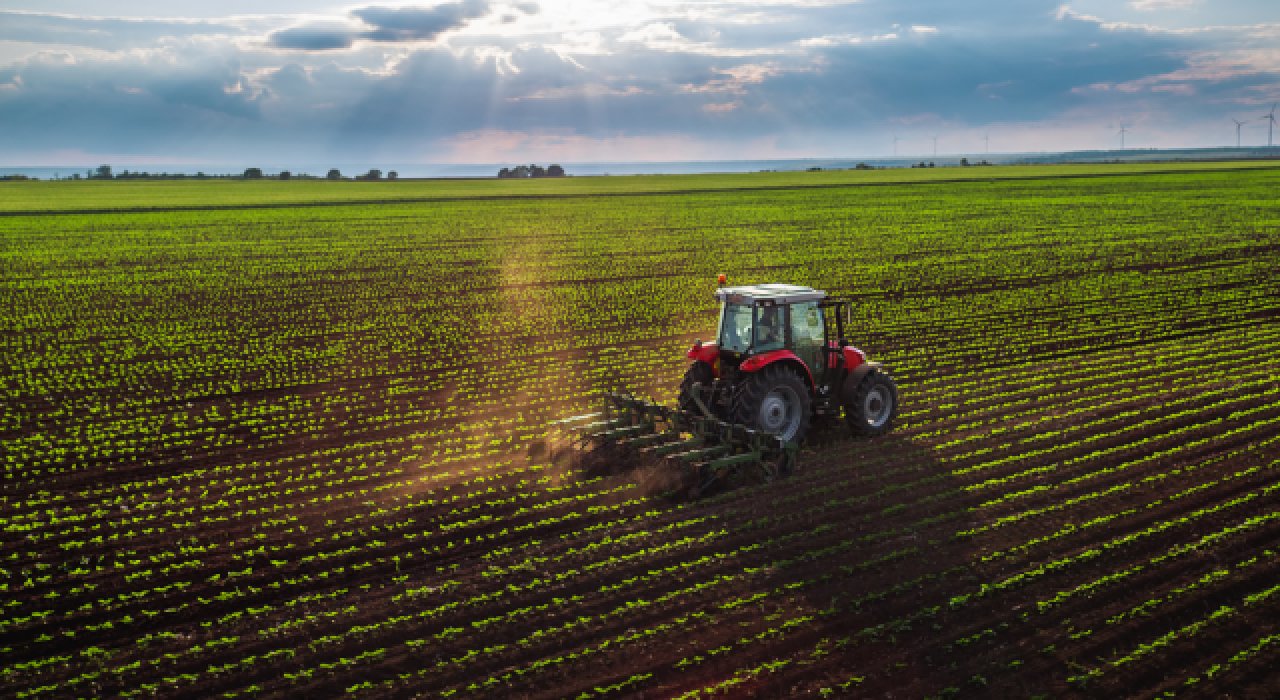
<box><xmin>4</xmin><ymin>165</ymin><xmax>1280</xmax><ymax>700</ymax></box>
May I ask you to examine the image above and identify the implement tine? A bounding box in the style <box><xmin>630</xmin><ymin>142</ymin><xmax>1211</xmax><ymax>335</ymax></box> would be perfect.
<box><xmin>649</xmin><ymin>436</ymin><xmax>702</xmax><ymax>456</ymax></box>
<box><xmin>550</xmin><ymin>412</ymin><xmax>603</xmax><ymax>426</ymax></box>
<box><xmin>570</xmin><ymin>388</ymin><xmax>801</xmax><ymax>496</ymax></box>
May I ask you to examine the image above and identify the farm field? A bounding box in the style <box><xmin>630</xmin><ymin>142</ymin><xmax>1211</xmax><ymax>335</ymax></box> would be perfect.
<box><xmin>3</xmin><ymin>163</ymin><xmax>1280</xmax><ymax>699</ymax></box>
<box><xmin>3</xmin><ymin>160</ymin><xmax>1278</xmax><ymax>213</ymax></box>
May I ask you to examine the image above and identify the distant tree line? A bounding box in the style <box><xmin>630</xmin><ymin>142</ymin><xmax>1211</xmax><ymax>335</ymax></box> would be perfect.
<box><xmin>497</xmin><ymin>164</ymin><xmax>565</xmax><ymax>178</ymax></box>
<box><xmin>796</xmin><ymin>161</ymin><xmax>994</xmax><ymax>172</ymax></box>
<box><xmin>72</xmin><ymin>165</ymin><xmax>401</xmax><ymax>181</ymax></box>
<box><xmin>764</xmin><ymin>163</ymin><xmax>886</xmax><ymax>173</ymax></box>
<box><xmin>3</xmin><ymin>159</ymin><xmax>1005</xmax><ymax>183</ymax></box>
<box><xmin>906</xmin><ymin>159</ymin><xmax>992</xmax><ymax>168</ymax></box>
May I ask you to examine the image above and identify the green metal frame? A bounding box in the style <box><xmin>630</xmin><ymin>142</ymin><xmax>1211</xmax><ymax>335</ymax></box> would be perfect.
<box><xmin>557</xmin><ymin>385</ymin><xmax>800</xmax><ymax>496</ymax></box>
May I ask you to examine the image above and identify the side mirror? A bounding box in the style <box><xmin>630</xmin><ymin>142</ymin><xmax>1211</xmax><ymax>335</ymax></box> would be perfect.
<box><xmin>839</xmin><ymin>337</ymin><xmax>850</xmax><ymax>347</ymax></box>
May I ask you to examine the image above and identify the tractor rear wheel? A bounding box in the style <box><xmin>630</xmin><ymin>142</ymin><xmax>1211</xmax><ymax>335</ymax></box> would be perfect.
<box><xmin>677</xmin><ymin>362</ymin><xmax>721</xmax><ymax>418</ymax></box>
<box><xmin>844</xmin><ymin>371</ymin><xmax>898</xmax><ymax>437</ymax></box>
<box><xmin>731</xmin><ymin>365</ymin><xmax>812</xmax><ymax>443</ymax></box>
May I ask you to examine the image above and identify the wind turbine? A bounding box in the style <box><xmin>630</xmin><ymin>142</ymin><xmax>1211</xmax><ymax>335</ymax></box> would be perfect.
<box><xmin>1232</xmin><ymin>117</ymin><xmax>1245</xmax><ymax>148</ymax></box>
<box><xmin>1117</xmin><ymin>123</ymin><xmax>1129</xmax><ymax>150</ymax></box>
<box><xmin>932</xmin><ymin>135</ymin><xmax>938</xmax><ymax>157</ymax></box>
<box><xmin>1264</xmin><ymin>103</ymin><xmax>1277</xmax><ymax>148</ymax></box>
<box><xmin>984</xmin><ymin>133</ymin><xmax>989</xmax><ymax>155</ymax></box>
<box><xmin>893</xmin><ymin>134</ymin><xmax>899</xmax><ymax>157</ymax></box>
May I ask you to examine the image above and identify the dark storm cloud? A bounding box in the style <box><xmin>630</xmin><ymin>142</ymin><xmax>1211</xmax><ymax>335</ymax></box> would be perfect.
<box><xmin>266</xmin><ymin>0</ymin><xmax>536</xmax><ymax>51</ymax></box>
<box><xmin>266</xmin><ymin>24</ymin><xmax>363</xmax><ymax>51</ymax></box>
<box><xmin>0</xmin><ymin>49</ymin><xmax>260</xmax><ymax>137</ymax></box>
<box><xmin>742</xmin><ymin>14</ymin><xmax>1194</xmax><ymax>126</ymax></box>
<box><xmin>2</xmin><ymin>0</ymin><xmax>1279</xmax><ymax>161</ymax></box>
<box><xmin>353</xmin><ymin>1</ymin><xmax>491</xmax><ymax>41</ymax></box>
<box><xmin>568</xmin><ymin>3</ymin><xmax>1274</xmax><ymax>134</ymax></box>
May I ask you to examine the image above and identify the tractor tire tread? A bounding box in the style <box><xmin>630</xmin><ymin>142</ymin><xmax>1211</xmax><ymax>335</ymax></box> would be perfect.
<box><xmin>844</xmin><ymin>370</ymin><xmax>899</xmax><ymax>437</ymax></box>
<box><xmin>730</xmin><ymin>364</ymin><xmax>812</xmax><ymax>443</ymax></box>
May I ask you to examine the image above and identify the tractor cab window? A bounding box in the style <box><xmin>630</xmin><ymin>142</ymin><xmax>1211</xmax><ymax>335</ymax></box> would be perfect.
<box><xmin>754</xmin><ymin>305</ymin><xmax>786</xmax><ymax>353</ymax></box>
<box><xmin>718</xmin><ymin>304</ymin><xmax>754</xmax><ymax>353</ymax></box>
<box><xmin>790</xmin><ymin>302</ymin><xmax>824</xmax><ymax>346</ymax></box>
<box><xmin>790</xmin><ymin>301</ymin><xmax>825</xmax><ymax>380</ymax></box>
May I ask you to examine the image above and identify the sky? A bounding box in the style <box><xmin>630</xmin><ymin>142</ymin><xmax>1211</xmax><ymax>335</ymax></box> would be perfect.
<box><xmin>1</xmin><ymin>0</ymin><xmax>1278</xmax><ymax>165</ymax></box>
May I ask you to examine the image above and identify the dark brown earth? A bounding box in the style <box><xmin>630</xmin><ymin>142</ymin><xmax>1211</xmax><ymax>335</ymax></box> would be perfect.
<box><xmin>4</xmin><ymin>168</ymin><xmax>1280</xmax><ymax>700</ymax></box>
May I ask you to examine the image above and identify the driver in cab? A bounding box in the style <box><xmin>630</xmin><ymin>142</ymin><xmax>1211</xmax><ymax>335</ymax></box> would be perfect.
<box><xmin>756</xmin><ymin>306</ymin><xmax>784</xmax><ymax>351</ymax></box>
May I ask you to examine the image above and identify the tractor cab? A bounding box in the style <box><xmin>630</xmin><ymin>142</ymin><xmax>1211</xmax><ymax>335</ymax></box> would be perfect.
<box><xmin>715</xmin><ymin>284</ymin><xmax>824</xmax><ymax>355</ymax></box>
<box><xmin>711</xmin><ymin>284</ymin><xmax>854</xmax><ymax>384</ymax></box>
<box><xmin>682</xmin><ymin>282</ymin><xmax>897</xmax><ymax>443</ymax></box>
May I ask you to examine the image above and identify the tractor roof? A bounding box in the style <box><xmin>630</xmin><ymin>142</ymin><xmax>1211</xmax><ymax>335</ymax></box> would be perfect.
<box><xmin>714</xmin><ymin>284</ymin><xmax>826</xmax><ymax>305</ymax></box>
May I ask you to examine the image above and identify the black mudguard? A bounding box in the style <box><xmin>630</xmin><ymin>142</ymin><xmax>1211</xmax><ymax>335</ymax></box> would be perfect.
<box><xmin>841</xmin><ymin>361</ymin><xmax>885</xmax><ymax>404</ymax></box>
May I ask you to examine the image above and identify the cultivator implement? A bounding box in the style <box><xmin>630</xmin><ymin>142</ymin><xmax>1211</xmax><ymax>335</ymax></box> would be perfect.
<box><xmin>554</xmin><ymin>385</ymin><xmax>799</xmax><ymax>496</ymax></box>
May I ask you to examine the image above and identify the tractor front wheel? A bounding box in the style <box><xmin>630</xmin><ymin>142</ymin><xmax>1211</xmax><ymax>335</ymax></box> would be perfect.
<box><xmin>731</xmin><ymin>365</ymin><xmax>812</xmax><ymax>443</ymax></box>
<box><xmin>844</xmin><ymin>371</ymin><xmax>899</xmax><ymax>437</ymax></box>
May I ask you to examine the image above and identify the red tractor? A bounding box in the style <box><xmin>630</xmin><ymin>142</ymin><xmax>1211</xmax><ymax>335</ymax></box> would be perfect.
<box><xmin>679</xmin><ymin>283</ymin><xmax>898</xmax><ymax>444</ymax></box>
